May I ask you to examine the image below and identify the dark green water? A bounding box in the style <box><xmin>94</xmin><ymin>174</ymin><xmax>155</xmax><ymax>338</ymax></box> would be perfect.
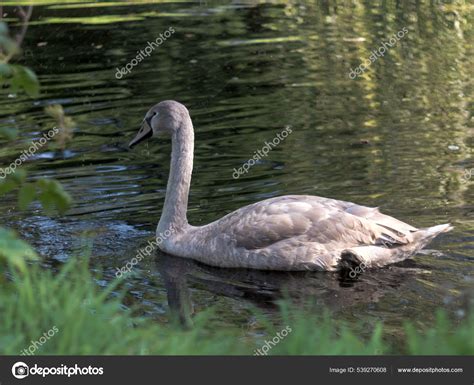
<box><xmin>0</xmin><ymin>1</ymin><xmax>473</xmax><ymax>339</ymax></box>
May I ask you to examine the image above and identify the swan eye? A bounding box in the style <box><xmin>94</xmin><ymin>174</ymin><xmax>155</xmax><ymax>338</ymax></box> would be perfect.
<box><xmin>144</xmin><ymin>112</ymin><xmax>156</xmax><ymax>129</ymax></box>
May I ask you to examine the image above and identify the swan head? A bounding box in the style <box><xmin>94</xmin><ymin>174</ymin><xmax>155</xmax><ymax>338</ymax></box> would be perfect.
<box><xmin>129</xmin><ymin>100</ymin><xmax>189</xmax><ymax>148</ymax></box>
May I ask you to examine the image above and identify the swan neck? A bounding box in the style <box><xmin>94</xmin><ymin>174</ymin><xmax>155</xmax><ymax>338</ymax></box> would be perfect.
<box><xmin>158</xmin><ymin>118</ymin><xmax>194</xmax><ymax>233</ymax></box>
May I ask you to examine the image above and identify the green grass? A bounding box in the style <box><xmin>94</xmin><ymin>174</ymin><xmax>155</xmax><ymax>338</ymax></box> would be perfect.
<box><xmin>0</xmin><ymin>255</ymin><xmax>472</xmax><ymax>355</ymax></box>
<box><xmin>0</xmin><ymin>257</ymin><xmax>244</xmax><ymax>355</ymax></box>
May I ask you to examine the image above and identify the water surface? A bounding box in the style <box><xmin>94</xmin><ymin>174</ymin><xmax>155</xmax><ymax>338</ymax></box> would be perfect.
<box><xmin>0</xmin><ymin>0</ymin><xmax>473</xmax><ymax>342</ymax></box>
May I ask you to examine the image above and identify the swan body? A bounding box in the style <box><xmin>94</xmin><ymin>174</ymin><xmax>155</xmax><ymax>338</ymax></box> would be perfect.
<box><xmin>129</xmin><ymin>100</ymin><xmax>452</xmax><ymax>271</ymax></box>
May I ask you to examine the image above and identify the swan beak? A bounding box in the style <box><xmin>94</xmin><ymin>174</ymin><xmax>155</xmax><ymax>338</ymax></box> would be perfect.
<box><xmin>129</xmin><ymin>121</ymin><xmax>153</xmax><ymax>149</ymax></box>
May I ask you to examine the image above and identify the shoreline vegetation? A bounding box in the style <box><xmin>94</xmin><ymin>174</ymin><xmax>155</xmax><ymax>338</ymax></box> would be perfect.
<box><xmin>1</xmin><ymin>3</ymin><xmax>472</xmax><ymax>357</ymax></box>
<box><xmin>1</xmin><ymin>250</ymin><xmax>472</xmax><ymax>355</ymax></box>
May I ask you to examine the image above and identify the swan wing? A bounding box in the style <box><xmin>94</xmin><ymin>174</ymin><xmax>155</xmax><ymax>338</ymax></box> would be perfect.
<box><xmin>215</xmin><ymin>195</ymin><xmax>416</xmax><ymax>250</ymax></box>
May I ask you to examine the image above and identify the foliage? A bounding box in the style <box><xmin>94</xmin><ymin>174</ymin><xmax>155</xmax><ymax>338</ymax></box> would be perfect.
<box><xmin>0</xmin><ymin>22</ymin><xmax>39</xmax><ymax>98</ymax></box>
<box><xmin>0</xmin><ymin>254</ymin><xmax>245</xmax><ymax>355</ymax></box>
<box><xmin>0</xmin><ymin>227</ymin><xmax>37</xmax><ymax>274</ymax></box>
<box><xmin>265</xmin><ymin>303</ymin><xmax>387</xmax><ymax>355</ymax></box>
<box><xmin>404</xmin><ymin>311</ymin><xmax>474</xmax><ymax>355</ymax></box>
<box><xmin>0</xmin><ymin>16</ymin><xmax>71</xmax><ymax>253</ymax></box>
<box><xmin>0</xmin><ymin>171</ymin><xmax>72</xmax><ymax>213</ymax></box>
<box><xmin>0</xmin><ymin>251</ymin><xmax>472</xmax><ymax>355</ymax></box>
<box><xmin>0</xmin><ymin>1</ymin><xmax>472</xmax><ymax>357</ymax></box>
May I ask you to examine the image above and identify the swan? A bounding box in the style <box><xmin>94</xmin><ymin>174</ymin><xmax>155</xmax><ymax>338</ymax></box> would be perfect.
<box><xmin>129</xmin><ymin>100</ymin><xmax>452</xmax><ymax>271</ymax></box>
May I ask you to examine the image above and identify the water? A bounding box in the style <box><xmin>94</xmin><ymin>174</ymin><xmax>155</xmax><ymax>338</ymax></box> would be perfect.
<box><xmin>1</xmin><ymin>1</ymin><xmax>473</xmax><ymax>339</ymax></box>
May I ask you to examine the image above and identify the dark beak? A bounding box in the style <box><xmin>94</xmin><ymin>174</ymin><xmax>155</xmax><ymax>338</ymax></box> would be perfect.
<box><xmin>129</xmin><ymin>118</ymin><xmax>153</xmax><ymax>148</ymax></box>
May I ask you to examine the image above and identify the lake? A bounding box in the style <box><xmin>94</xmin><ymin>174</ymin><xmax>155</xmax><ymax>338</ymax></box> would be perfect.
<box><xmin>0</xmin><ymin>0</ymin><xmax>472</xmax><ymax>342</ymax></box>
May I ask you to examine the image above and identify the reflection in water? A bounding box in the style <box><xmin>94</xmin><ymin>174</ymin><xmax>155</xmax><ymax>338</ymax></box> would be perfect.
<box><xmin>0</xmin><ymin>1</ymin><xmax>472</xmax><ymax>334</ymax></box>
<box><xmin>155</xmin><ymin>250</ymin><xmax>429</xmax><ymax>326</ymax></box>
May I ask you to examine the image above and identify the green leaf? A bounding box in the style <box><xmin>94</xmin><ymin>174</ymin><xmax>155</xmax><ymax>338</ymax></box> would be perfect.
<box><xmin>0</xmin><ymin>63</ymin><xmax>13</xmax><ymax>78</ymax></box>
<box><xmin>10</xmin><ymin>65</ymin><xmax>40</xmax><ymax>97</ymax></box>
<box><xmin>0</xmin><ymin>227</ymin><xmax>38</xmax><ymax>273</ymax></box>
<box><xmin>0</xmin><ymin>35</ymin><xmax>19</xmax><ymax>57</ymax></box>
<box><xmin>0</xmin><ymin>178</ymin><xmax>17</xmax><ymax>195</ymax></box>
<box><xmin>9</xmin><ymin>169</ymin><xmax>27</xmax><ymax>184</ymax></box>
<box><xmin>18</xmin><ymin>183</ymin><xmax>36</xmax><ymax>210</ymax></box>
<box><xmin>37</xmin><ymin>178</ymin><xmax>72</xmax><ymax>214</ymax></box>
<box><xmin>0</xmin><ymin>171</ymin><xmax>28</xmax><ymax>196</ymax></box>
<box><xmin>19</xmin><ymin>67</ymin><xmax>39</xmax><ymax>97</ymax></box>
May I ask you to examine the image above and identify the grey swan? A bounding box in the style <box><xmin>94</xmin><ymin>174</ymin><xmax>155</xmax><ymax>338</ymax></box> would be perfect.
<box><xmin>129</xmin><ymin>100</ymin><xmax>452</xmax><ymax>271</ymax></box>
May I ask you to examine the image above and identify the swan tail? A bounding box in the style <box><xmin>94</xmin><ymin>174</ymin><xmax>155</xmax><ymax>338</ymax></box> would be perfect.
<box><xmin>338</xmin><ymin>223</ymin><xmax>452</xmax><ymax>271</ymax></box>
<box><xmin>416</xmin><ymin>223</ymin><xmax>453</xmax><ymax>243</ymax></box>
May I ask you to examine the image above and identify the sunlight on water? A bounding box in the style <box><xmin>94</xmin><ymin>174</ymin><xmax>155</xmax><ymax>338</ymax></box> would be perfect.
<box><xmin>0</xmin><ymin>0</ymin><xmax>472</xmax><ymax>339</ymax></box>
